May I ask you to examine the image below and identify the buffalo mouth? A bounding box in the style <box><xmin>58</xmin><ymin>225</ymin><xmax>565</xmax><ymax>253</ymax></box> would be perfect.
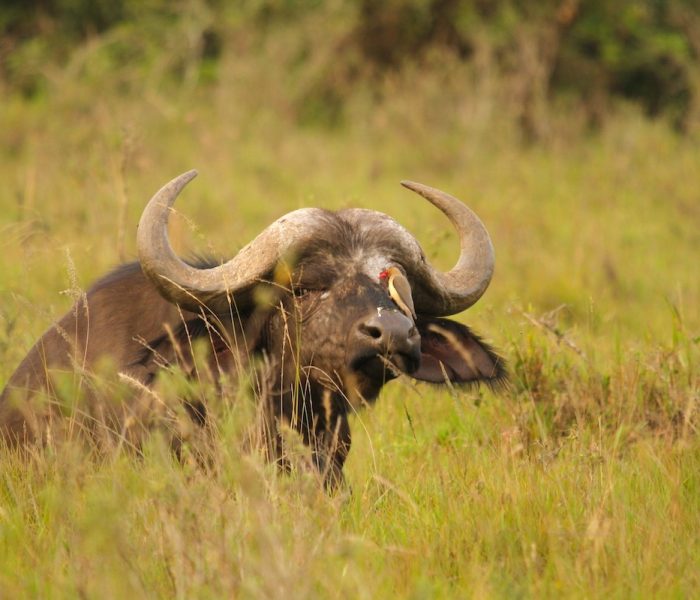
<box><xmin>349</xmin><ymin>349</ymin><xmax>420</xmax><ymax>385</ymax></box>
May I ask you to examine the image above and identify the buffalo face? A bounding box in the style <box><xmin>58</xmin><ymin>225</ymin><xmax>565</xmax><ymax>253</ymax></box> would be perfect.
<box><xmin>268</xmin><ymin>262</ymin><xmax>422</xmax><ymax>406</ymax></box>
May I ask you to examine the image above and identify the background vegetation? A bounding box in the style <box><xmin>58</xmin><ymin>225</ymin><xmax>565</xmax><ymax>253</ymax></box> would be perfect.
<box><xmin>1</xmin><ymin>1</ymin><xmax>698</xmax><ymax>597</ymax></box>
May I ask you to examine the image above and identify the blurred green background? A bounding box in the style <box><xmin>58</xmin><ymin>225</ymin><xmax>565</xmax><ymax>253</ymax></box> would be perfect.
<box><xmin>0</xmin><ymin>2</ymin><xmax>699</xmax><ymax>597</ymax></box>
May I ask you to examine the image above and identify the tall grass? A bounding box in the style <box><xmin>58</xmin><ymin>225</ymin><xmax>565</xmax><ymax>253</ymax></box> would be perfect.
<box><xmin>1</xmin><ymin>13</ymin><xmax>698</xmax><ymax>598</ymax></box>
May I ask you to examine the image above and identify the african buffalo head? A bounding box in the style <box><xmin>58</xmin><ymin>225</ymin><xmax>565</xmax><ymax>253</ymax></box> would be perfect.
<box><xmin>1</xmin><ymin>170</ymin><xmax>505</xmax><ymax>487</ymax></box>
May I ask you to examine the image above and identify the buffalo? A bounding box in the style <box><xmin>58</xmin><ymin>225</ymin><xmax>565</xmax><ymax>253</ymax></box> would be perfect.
<box><xmin>0</xmin><ymin>171</ymin><xmax>506</xmax><ymax>485</ymax></box>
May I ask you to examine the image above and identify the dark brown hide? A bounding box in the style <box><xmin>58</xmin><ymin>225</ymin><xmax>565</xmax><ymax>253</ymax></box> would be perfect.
<box><xmin>0</xmin><ymin>264</ymin><xmax>201</xmax><ymax>445</ymax></box>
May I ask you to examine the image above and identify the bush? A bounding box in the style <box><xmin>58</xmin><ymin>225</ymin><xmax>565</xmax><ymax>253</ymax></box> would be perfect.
<box><xmin>2</xmin><ymin>0</ymin><xmax>699</xmax><ymax>133</ymax></box>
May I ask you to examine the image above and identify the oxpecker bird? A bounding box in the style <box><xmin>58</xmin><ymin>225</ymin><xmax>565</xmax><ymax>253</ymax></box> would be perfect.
<box><xmin>380</xmin><ymin>267</ymin><xmax>416</xmax><ymax>319</ymax></box>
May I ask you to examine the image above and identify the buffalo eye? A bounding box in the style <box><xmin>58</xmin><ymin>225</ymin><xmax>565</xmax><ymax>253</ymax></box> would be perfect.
<box><xmin>292</xmin><ymin>287</ymin><xmax>327</xmax><ymax>298</ymax></box>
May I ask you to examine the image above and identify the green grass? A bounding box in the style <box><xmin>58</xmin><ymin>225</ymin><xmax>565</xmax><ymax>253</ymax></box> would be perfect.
<box><xmin>0</xmin><ymin>24</ymin><xmax>699</xmax><ymax>598</ymax></box>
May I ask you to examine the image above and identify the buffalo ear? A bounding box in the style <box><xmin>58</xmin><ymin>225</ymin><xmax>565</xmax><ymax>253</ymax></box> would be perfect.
<box><xmin>412</xmin><ymin>316</ymin><xmax>507</xmax><ymax>385</ymax></box>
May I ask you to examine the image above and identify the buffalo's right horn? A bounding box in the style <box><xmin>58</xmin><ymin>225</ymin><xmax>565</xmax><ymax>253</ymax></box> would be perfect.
<box><xmin>137</xmin><ymin>170</ymin><xmax>326</xmax><ymax>313</ymax></box>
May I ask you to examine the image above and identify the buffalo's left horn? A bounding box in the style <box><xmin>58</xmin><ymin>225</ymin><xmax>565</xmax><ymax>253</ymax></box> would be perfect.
<box><xmin>137</xmin><ymin>170</ymin><xmax>327</xmax><ymax>313</ymax></box>
<box><xmin>400</xmin><ymin>181</ymin><xmax>495</xmax><ymax>315</ymax></box>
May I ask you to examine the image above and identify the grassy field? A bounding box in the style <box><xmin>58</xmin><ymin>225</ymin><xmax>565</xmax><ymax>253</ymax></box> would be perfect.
<box><xmin>1</xmin><ymin>19</ymin><xmax>699</xmax><ymax>598</ymax></box>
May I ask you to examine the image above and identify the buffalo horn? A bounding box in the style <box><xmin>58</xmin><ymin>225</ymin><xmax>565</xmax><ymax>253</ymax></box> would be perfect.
<box><xmin>137</xmin><ymin>170</ymin><xmax>326</xmax><ymax>313</ymax></box>
<box><xmin>137</xmin><ymin>172</ymin><xmax>494</xmax><ymax>317</ymax></box>
<box><xmin>399</xmin><ymin>181</ymin><xmax>494</xmax><ymax>315</ymax></box>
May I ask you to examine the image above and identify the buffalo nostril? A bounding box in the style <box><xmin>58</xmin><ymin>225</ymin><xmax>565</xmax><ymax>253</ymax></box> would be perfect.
<box><xmin>408</xmin><ymin>326</ymin><xmax>418</xmax><ymax>337</ymax></box>
<box><xmin>360</xmin><ymin>324</ymin><xmax>383</xmax><ymax>340</ymax></box>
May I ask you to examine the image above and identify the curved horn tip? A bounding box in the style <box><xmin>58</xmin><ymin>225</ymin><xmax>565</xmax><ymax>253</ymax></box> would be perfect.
<box><xmin>178</xmin><ymin>169</ymin><xmax>199</xmax><ymax>184</ymax></box>
<box><xmin>400</xmin><ymin>180</ymin><xmax>435</xmax><ymax>198</ymax></box>
<box><xmin>160</xmin><ymin>169</ymin><xmax>199</xmax><ymax>200</ymax></box>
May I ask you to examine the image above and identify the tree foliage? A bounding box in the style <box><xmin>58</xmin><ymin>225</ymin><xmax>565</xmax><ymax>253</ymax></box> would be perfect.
<box><xmin>2</xmin><ymin>0</ymin><xmax>699</xmax><ymax>133</ymax></box>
